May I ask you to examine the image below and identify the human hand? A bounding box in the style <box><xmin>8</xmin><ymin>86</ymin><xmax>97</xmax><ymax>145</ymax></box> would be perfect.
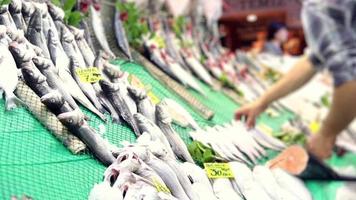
<box><xmin>306</xmin><ymin>133</ymin><xmax>336</xmax><ymax>160</ymax></box>
<box><xmin>235</xmin><ymin>99</ymin><xmax>267</xmax><ymax>128</ymax></box>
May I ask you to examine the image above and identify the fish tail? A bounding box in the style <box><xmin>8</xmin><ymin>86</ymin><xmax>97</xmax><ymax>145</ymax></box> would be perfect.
<box><xmin>5</xmin><ymin>93</ymin><xmax>24</xmax><ymax>111</ymax></box>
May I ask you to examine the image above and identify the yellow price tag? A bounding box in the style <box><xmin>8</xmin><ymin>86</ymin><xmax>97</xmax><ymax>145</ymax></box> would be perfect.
<box><xmin>309</xmin><ymin>121</ymin><xmax>321</xmax><ymax>134</ymax></box>
<box><xmin>129</xmin><ymin>75</ymin><xmax>160</xmax><ymax>105</ymax></box>
<box><xmin>76</xmin><ymin>67</ymin><xmax>102</xmax><ymax>83</ymax></box>
<box><xmin>153</xmin><ymin>179</ymin><xmax>171</xmax><ymax>194</ymax></box>
<box><xmin>204</xmin><ymin>163</ymin><xmax>234</xmax><ymax>179</ymax></box>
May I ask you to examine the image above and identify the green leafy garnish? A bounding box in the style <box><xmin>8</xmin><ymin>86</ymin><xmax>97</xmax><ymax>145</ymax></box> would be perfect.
<box><xmin>320</xmin><ymin>93</ymin><xmax>331</xmax><ymax>108</ymax></box>
<box><xmin>0</xmin><ymin>0</ymin><xmax>11</xmax><ymax>7</ymax></box>
<box><xmin>51</xmin><ymin>0</ymin><xmax>84</xmax><ymax>27</ymax></box>
<box><xmin>172</xmin><ymin>16</ymin><xmax>185</xmax><ymax>39</ymax></box>
<box><xmin>275</xmin><ymin>132</ymin><xmax>306</xmax><ymax>146</ymax></box>
<box><xmin>188</xmin><ymin>141</ymin><xmax>222</xmax><ymax>167</ymax></box>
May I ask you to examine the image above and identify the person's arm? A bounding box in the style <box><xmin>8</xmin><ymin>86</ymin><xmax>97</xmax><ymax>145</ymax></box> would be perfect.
<box><xmin>307</xmin><ymin>81</ymin><xmax>356</xmax><ymax>159</ymax></box>
<box><xmin>236</xmin><ymin>56</ymin><xmax>317</xmax><ymax>127</ymax></box>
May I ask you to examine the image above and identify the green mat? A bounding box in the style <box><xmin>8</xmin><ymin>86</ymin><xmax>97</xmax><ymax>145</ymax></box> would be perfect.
<box><xmin>0</xmin><ymin>60</ymin><xmax>353</xmax><ymax>199</ymax></box>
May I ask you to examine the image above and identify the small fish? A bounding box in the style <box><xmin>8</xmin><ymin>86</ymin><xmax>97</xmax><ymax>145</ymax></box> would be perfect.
<box><xmin>33</xmin><ymin>56</ymin><xmax>80</xmax><ymax>111</ymax></box>
<box><xmin>155</xmin><ymin>103</ymin><xmax>194</xmax><ymax>163</ymax></box>
<box><xmin>8</xmin><ymin>0</ymin><xmax>27</xmax><ymax>32</ymax></box>
<box><xmin>33</xmin><ymin>2</ymin><xmax>51</xmax><ymax>40</ymax></box>
<box><xmin>26</xmin><ymin>9</ymin><xmax>50</xmax><ymax>59</ymax></box>
<box><xmin>21</xmin><ymin>61</ymin><xmax>51</xmax><ymax>97</ymax></box>
<box><xmin>58</xmin><ymin>110</ymin><xmax>115</xmax><ymax>166</ymax></box>
<box><xmin>47</xmin><ymin>28</ymin><xmax>68</xmax><ymax>72</ymax></box>
<box><xmin>69</xmin><ymin>57</ymin><xmax>106</xmax><ymax>115</ymax></box>
<box><xmin>127</xmin><ymin>86</ymin><xmax>156</xmax><ymax>123</ymax></box>
<box><xmin>212</xmin><ymin>178</ymin><xmax>244</xmax><ymax>200</ymax></box>
<box><xmin>100</xmin><ymin>80</ymin><xmax>141</xmax><ymax>136</ymax></box>
<box><xmin>89</xmin><ymin>5</ymin><xmax>115</xmax><ymax>58</ymax></box>
<box><xmin>114</xmin><ymin>8</ymin><xmax>132</xmax><ymax>61</ymax></box>
<box><xmin>0</xmin><ymin>5</ymin><xmax>17</xmax><ymax>31</ymax></box>
<box><xmin>0</xmin><ymin>44</ymin><xmax>23</xmax><ymax>110</ymax></box>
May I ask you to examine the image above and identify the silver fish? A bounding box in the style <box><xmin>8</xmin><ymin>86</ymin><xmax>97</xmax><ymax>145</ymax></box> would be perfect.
<box><xmin>26</xmin><ymin>9</ymin><xmax>50</xmax><ymax>59</ymax></box>
<box><xmin>47</xmin><ymin>2</ymin><xmax>65</xmax><ymax>22</ymax></box>
<box><xmin>212</xmin><ymin>178</ymin><xmax>244</xmax><ymax>200</ymax></box>
<box><xmin>69</xmin><ymin>26</ymin><xmax>95</xmax><ymax>66</ymax></box>
<box><xmin>78</xmin><ymin>20</ymin><xmax>95</xmax><ymax>53</ymax></box>
<box><xmin>8</xmin><ymin>41</ymin><xmax>35</xmax><ymax>67</ymax></box>
<box><xmin>69</xmin><ymin>57</ymin><xmax>106</xmax><ymax>114</ymax></box>
<box><xmin>40</xmin><ymin>90</ymin><xmax>73</xmax><ymax>116</ymax></box>
<box><xmin>0</xmin><ymin>5</ymin><xmax>17</xmax><ymax>31</ymax></box>
<box><xmin>155</xmin><ymin>104</ymin><xmax>194</xmax><ymax>163</ymax></box>
<box><xmin>100</xmin><ymin>80</ymin><xmax>141</xmax><ymax>136</ymax></box>
<box><xmin>58</xmin><ymin>110</ymin><xmax>115</xmax><ymax>166</ymax></box>
<box><xmin>20</xmin><ymin>61</ymin><xmax>52</xmax><ymax>97</ymax></box>
<box><xmin>47</xmin><ymin>28</ymin><xmax>68</xmax><ymax>72</ymax></box>
<box><xmin>182</xmin><ymin>53</ymin><xmax>213</xmax><ymax>86</ymax></box>
<box><xmin>21</xmin><ymin>1</ymin><xmax>35</xmax><ymax>26</ymax></box>
<box><xmin>0</xmin><ymin>44</ymin><xmax>22</xmax><ymax>110</ymax></box>
<box><xmin>89</xmin><ymin>5</ymin><xmax>115</xmax><ymax>58</ymax></box>
<box><xmin>8</xmin><ymin>0</ymin><xmax>27</xmax><ymax>32</ymax></box>
<box><xmin>114</xmin><ymin>8</ymin><xmax>132</xmax><ymax>61</ymax></box>
<box><xmin>127</xmin><ymin>86</ymin><xmax>156</xmax><ymax>123</ymax></box>
<box><xmin>32</xmin><ymin>56</ymin><xmax>80</xmax><ymax>111</ymax></box>
<box><xmin>33</xmin><ymin>2</ymin><xmax>51</xmax><ymax>40</ymax></box>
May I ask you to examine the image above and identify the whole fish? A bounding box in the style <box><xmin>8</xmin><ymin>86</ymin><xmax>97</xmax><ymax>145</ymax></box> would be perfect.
<box><xmin>21</xmin><ymin>1</ymin><xmax>35</xmax><ymax>26</ymax></box>
<box><xmin>127</xmin><ymin>86</ymin><xmax>156</xmax><ymax>123</ymax></box>
<box><xmin>33</xmin><ymin>2</ymin><xmax>51</xmax><ymax>42</ymax></box>
<box><xmin>20</xmin><ymin>61</ymin><xmax>51</xmax><ymax>97</ymax></box>
<box><xmin>15</xmin><ymin>80</ymin><xmax>86</xmax><ymax>154</ymax></box>
<box><xmin>212</xmin><ymin>178</ymin><xmax>244</xmax><ymax>200</ymax></box>
<box><xmin>8</xmin><ymin>0</ymin><xmax>27</xmax><ymax>32</ymax></box>
<box><xmin>100</xmin><ymin>80</ymin><xmax>141</xmax><ymax>136</ymax></box>
<box><xmin>26</xmin><ymin>9</ymin><xmax>50</xmax><ymax>59</ymax></box>
<box><xmin>58</xmin><ymin>110</ymin><xmax>115</xmax><ymax>166</ymax></box>
<box><xmin>155</xmin><ymin>104</ymin><xmax>194</xmax><ymax>163</ymax></box>
<box><xmin>114</xmin><ymin>8</ymin><xmax>132</xmax><ymax>61</ymax></box>
<box><xmin>40</xmin><ymin>90</ymin><xmax>73</xmax><ymax>115</ymax></box>
<box><xmin>0</xmin><ymin>44</ymin><xmax>22</xmax><ymax>110</ymax></box>
<box><xmin>134</xmin><ymin>113</ymin><xmax>175</xmax><ymax>158</ymax></box>
<box><xmin>182</xmin><ymin>53</ymin><xmax>213</xmax><ymax>86</ymax></box>
<box><xmin>69</xmin><ymin>57</ymin><xmax>106</xmax><ymax>114</ymax></box>
<box><xmin>47</xmin><ymin>28</ymin><xmax>68</xmax><ymax>72</ymax></box>
<box><xmin>0</xmin><ymin>5</ymin><xmax>17</xmax><ymax>31</ymax></box>
<box><xmin>32</xmin><ymin>56</ymin><xmax>80</xmax><ymax>111</ymax></box>
<box><xmin>89</xmin><ymin>5</ymin><xmax>115</xmax><ymax>58</ymax></box>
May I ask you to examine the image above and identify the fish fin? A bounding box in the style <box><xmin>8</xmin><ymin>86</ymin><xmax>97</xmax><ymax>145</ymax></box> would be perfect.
<box><xmin>5</xmin><ymin>94</ymin><xmax>24</xmax><ymax>111</ymax></box>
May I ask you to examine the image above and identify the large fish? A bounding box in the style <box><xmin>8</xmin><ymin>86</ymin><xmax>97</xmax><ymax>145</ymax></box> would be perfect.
<box><xmin>26</xmin><ymin>9</ymin><xmax>50</xmax><ymax>59</ymax></box>
<box><xmin>58</xmin><ymin>110</ymin><xmax>115</xmax><ymax>166</ymax></box>
<box><xmin>32</xmin><ymin>56</ymin><xmax>80</xmax><ymax>111</ymax></box>
<box><xmin>8</xmin><ymin>0</ymin><xmax>27</xmax><ymax>32</ymax></box>
<box><xmin>114</xmin><ymin>8</ymin><xmax>132</xmax><ymax>61</ymax></box>
<box><xmin>127</xmin><ymin>86</ymin><xmax>156</xmax><ymax>123</ymax></box>
<box><xmin>0</xmin><ymin>44</ymin><xmax>22</xmax><ymax>110</ymax></box>
<box><xmin>0</xmin><ymin>5</ymin><xmax>17</xmax><ymax>31</ymax></box>
<box><xmin>69</xmin><ymin>56</ymin><xmax>106</xmax><ymax>114</ymax></box>
<box><xmin>89</xmin><ymin>5</ymin><xmax>115</xmax><ymax>58</ymax></box>
<box><xmin>100</xmin><ymin>80</ymin><xmax>141</xmax><ymax>136</ymax></box>
<box><xmin>155</xmin><ymin>104</ymin><xmax>194</xmax><ymax>163</ymax></box>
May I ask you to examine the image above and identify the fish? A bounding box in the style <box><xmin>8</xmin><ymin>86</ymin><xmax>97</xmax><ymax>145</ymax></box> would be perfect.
<box><xmin>0</xmin><ymin>5</ymin><xmax>17</xmax><ymax>31</ymax></box>
<box><xmin>33</xmin><ymin>2</ymin><xmax>51</xmax><ymax>41</ymax></box>
<box><xmin>155</xmin><ymin>104</ymin><xmax>194</xmax><ymax>163</ymax></box>
<box><xmin>100</xmin><ymin>80</ymin><xmax>141</xmax><ymax>136</ymax></box>
<box><xmin>69</xmin><ymin>56</ymin><xmax>106</xmax><ymax>114</ymax></box>
<box><xmin>26</xmin><ymin>9</ymin><xmax>50</xmax><ymax>59</ymax></box>
<box><xmin>40</xmin><ymin>90</ymin><xmax>73</xmax><ymax>115</ymax></box>
<box><xmin>58</xmin><ymin>110</ymin><xmax>115</xmax><ymax>166</ymax></box>
<box><xmin>114</xmin><ymin>8</ymin><xmax>132</xmax><ymax>61</ymax></box>
<box><xmin>15</xmin><ymin>80</ymin><xmax>86</xmax><ymax>154</ymax></box>
<box><xmin>0</xmin><ymin>25</ymin><xmax>11</xmax><ymax>46</ymax></box>
<box><xmin>8</xmin><ymin>41</ymin><xmax>35</xmax><ymax>67</ymax></box>
<box><xmin>127</xmin><ymin>86</ymin><xmax>156</xmax><ymax>123</ymax></box>
<box><xmin>272</xmin><ymin>168</ymin><xmax>312</xmax><ymax>200</ymax></box>
<box><xmin>32</xmin><ymin>56</ymin><xmax>80</xmax><ymax>111</ymax></box>
<box><xmin>89</xmin><ymin>5</ymin><xmax>115</xmax><ymax>58</ymax></box>
<box><xmin>0</xmin><ymin>44</ymin><xmax>23</xmax><ymax>110</ymax></box>
<box><xmin>180</xmin><ymin>162</ymin><xmax>214</xmax><ymax>191</ymax></box>
<box><xmin>134</xmin><ymin>113</ymin><xmax>175</xmax><ymax>158</ymax></box>
<box><xmin>21</xmin><ymin>1</ymin><xmax>35</xmax><ymax>26</ymax></box>
<box><xmin>20</xmin><ymin>61</ymin><xmax>52</xmax><ymax>97</ymax></box>
<box><xmin>69</xmin><ymin>26</ymin><xmax>96</xmax><ymax>67</ymax></box>
<box><xmin>251</xmin><ymin>128</ymin><xmax>286</xmax><ymax>150</ymax></box>
<box><xmin>79</xmin><ymin>20</ymin><xmax>95</xmax><ymax>53</ymax></box>
<box><xmin>47</xmin><ymin>2</ymin><xmax>65</xmax><ymax>22</ymax></box>
<box><xmin>47</xmin><ymin>28</ymin><xmax>68</xmax><ymax>72</ymax></box>
<box><xmin>160</xmin><ymin>98</ymin><xmax>200</xmax><ymax>130</ymax></box>
<box><xmin>212</xmin><ymin>178</ymin><xmax>244</xmax><ymax>200</ymax></box>
<box><xmin>8</xmin><ymin>0</ymin><xmax>27</xmax><ymax>32</ymax></box>
<box><xmin>88</xmin><ymin>181</ymin><xmax>123</xmax><ymax>200</ymax></box>
<box><xmin>229</xmin><ymin>161</ymin><xmax>272</xmax><ymax>200</ymax></box>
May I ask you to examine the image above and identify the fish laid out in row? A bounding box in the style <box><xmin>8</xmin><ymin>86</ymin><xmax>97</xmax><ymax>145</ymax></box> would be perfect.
<box><xmin>89</xmin><ymin>128</ymin><xmax>311</xmax><ymax>200</ymax></box>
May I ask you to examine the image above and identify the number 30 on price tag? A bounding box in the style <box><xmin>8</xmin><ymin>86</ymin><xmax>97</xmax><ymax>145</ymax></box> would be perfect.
<box><xmin>204</xmin><ymin>163</ymin><xmax>234</xmax><ymax>179</ymax></box>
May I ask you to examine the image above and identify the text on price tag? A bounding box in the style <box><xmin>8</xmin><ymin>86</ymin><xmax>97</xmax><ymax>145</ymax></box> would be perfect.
<box><xmin>204</xmin><ymin>163</ymin><xmax>234</xmax><ymax>179</ymax></box>
<box><xmin>76</xmin><ymin>67</ymin><xmax>102</xmax><ymax>83</ymax></box>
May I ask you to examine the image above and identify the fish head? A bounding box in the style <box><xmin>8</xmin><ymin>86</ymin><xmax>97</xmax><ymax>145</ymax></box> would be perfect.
<box><xmin>47</xmin><ymin>3</ymin><xmax>65</xmax><ymax>21</ymax></box>
<box><xmin>99</xmin><ymin>80</ymin><xmax>119</xmax><ymax>93</ymax></box>
<box><xmin>7</xmin><ymin>29</ymin><xmax>24</xmax><ymax>42</ymax></box>
<box><xmin>33</xmin><ymin>3</ymin><xmax>48</xmax><ymax>18</ymax></box>
<box><xmin>133</xmin><ymin>113</ymin><xmax>148</xmax><ymax>128</ymax></box>
<box><xmin>127</xmin><ymin>86</ymin><xmax>146</xmax><ymax>101</ymax></box>
<box><xmin>68</xmin><ymin>26</ymin><xmax>85</xmax><ymax>40</ymax></box>
<box><xmin>57</xmin><ymin>110</ymin><xmax>84</xmax><ymax>128</ymax></box>
<box><xmin>40</xmin><ymin>90</ymin><xmax>65</xmax><ymax>108</ymax></box>
<box><xmin>61</xmin><ymin>26</ymin><xmax>75</xmax><ymax>43</ymax></box>
<box><xmin>155</xmin><ymin>104</ymin><xmax>172</xmax><ymax>124</ymax></box>
<box><xmin>47</xmin><ymin>29</ymin><xmax>59</xmax><ymax>48</ymax></box>
<box><xmin>28</xmin><ymin>10</ymin><xmax>42</xmax><ymax>33</ymax></box>
<box><xmin>0</xmin><ymin>5</ymin><xmax>8</xmax><ymax>14</ymax></box>
<box><xmin>21</xmin><ymin>1</ymin><xmax>35</xmax><ymax>17</ymax></box>
<box><xmin>9</xmin><ymin>41</ymin><xmax>33</xmax><ymax>63</ymax></box>
<box><xmin>32</xmin><ymin>56</ymin><xmax>51</xmax><ymax>70</ymax></box>
<box><xmin>102</xmin><ymin>66</ymin><xmax>122</xmax><ymax>80</ymax></box>
<box><xmin>9</xmin><ymin>0</ymin><xmax>22</xmax><ymax>13</ymax></box>
<box><xmin>21</xmin><ymin>63</ymin><xmax>47</xmax><ymax>84</ymax></box>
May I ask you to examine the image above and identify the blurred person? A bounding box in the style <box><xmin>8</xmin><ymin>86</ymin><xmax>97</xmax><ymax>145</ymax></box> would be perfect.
<box><xmin>262</xmin><ymin>22</ymin><xmax>289</xmax><ymax>55</ymax></box>
<box><xmin>235</xmin><ymin>0</ymin><xmax>356</xmax><ymax>160</ymax></box>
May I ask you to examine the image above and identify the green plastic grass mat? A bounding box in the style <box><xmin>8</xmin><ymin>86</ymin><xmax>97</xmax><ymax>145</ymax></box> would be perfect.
<box><xmin>0</xmin><ymin>59</ymin><xmax>354</xmax><ymax>199</ymax></box>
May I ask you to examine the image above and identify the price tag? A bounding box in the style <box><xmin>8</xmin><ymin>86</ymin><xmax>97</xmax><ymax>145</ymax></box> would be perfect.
<box><xmin>76</xmin><ymin>67</ymin><xmax>102</xmax><ymax>83</ymax></box>
<box><xmin>129</xmin><ymin>75</ymin><xmax>160</xmax><ymax>105</ymax></box>
<box><xmin>153</xmin><ymin>178</ymin><xmax>171</xmax><ymax>194</ymax></box>
<box><xmin>204</xmin><ymin>163</ymin><xmax>234</xmax><ymax>179</ymax></box>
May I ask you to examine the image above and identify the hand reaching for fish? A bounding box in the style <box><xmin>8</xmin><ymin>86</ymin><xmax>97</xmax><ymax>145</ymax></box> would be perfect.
<box><xmin>235</xmin><ymin>99</ymin><xmax>268</xmax><ymax>128</ymax></box>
